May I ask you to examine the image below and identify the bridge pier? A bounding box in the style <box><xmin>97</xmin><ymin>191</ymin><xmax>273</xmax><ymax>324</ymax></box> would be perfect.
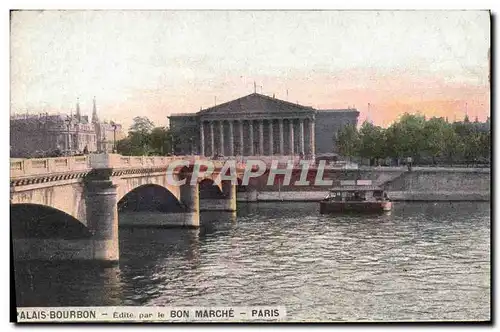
<box><xmin>199</xmin><ymin>180</ymin><xmax>237</xmax><ymax>211</ymax></box>
<box><xmin>179</xmin><ymin>181</ymin><xmax>200</xmax><ymax>227</ymax></box>
<box><xmin>85</xmin><ymin>177</ymin><xmax>119</xmax><ymax>262</ymax></box>
<box><xmin>222</xmin><ymin>180</ymin><xmax>237</xmax><ymax>211</ymax></box>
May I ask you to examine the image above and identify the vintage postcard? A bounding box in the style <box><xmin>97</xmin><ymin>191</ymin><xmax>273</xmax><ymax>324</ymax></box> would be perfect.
<box><xmin>10</xmin><ymin>9</ymin><xmax>491</xmax><ymax>323</ymax></box>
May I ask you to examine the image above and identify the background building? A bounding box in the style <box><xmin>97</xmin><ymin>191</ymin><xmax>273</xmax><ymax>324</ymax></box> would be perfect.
<box><xmin>168</xmin><ymin>93</ymin><xmax>359</xmax><ymax>158</ymax></box>
<box><xmin>10</xmin><ymin>98</ymin><xmax>125</xmax><ymax>158</ymax></box>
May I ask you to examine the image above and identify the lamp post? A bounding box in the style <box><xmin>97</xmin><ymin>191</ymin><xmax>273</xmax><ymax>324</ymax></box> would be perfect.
<box><xmin>170</xmin><ymin>133</ymin><xmax>175</xmax><ymax>155</ymax></box>
<box><xmin>111</xmin><ymin>121</ymin><xmax>117</xmax><ymax>153</ymax></box>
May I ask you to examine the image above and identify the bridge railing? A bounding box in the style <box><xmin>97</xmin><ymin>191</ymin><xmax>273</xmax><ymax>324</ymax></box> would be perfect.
<box><xmin>10</xmin><ymin>154</ymin><xmax>248</xmax><ymax>179</ymax></box>
<box><xmin>93</xmin><ymin>154</ymin><xmax>206</xmax><ymax>169</ymax></box>
<box><xmin>10</xmin><ymin>156</ymin><xmax>91</xmax><ymax>178</ymax></box>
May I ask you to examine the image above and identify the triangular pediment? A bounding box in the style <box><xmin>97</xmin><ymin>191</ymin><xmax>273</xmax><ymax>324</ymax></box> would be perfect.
<box><xmin>199</xmin><ymin>93</ymin><xmax>315</xmax><ymax>116</ymax></box>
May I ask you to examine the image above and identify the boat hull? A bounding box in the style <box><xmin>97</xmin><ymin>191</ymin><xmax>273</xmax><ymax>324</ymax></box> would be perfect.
<box><xmin>320</xmin><ymin>201</ymin><xmax>392</xmax><ymax>214</ymax></box>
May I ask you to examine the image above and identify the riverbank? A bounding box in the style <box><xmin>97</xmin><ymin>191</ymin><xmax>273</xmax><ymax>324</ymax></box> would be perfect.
<box><xmin>237</xmin><ymin>190</ymin><xmax>490</xmax><ymax>202</ymax></box>
<box><xmin>237</xmin><ymin>167</ymin><xmax>490</xmax><ymax>202</ymax></box>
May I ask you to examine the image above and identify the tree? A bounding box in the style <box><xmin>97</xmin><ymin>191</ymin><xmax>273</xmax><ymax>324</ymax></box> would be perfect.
<box><xmin>129</xmin><ymin>116</ymin><xmax>155</xmax><ymax>134</ymax></box>
<box><xmin>396</xmin><ymin>113</ymin><xmax>426</xmax><ymax>163</ymax></box>
<box><xmin>126</xmin><ymin>117</ymin><xmax>155</xmax><ymax>155</ymax></box>
<box><xmin>385</xmin><ymin>122</ymin><xmax>403</xmax><ymax>165</ymax></box>
<box><xmin>422</xmin><ymin>117</ymin><xmax>447</xmax><ymax>164</ymax></box>
<box><xmin>442</xmin><ymin>124</ymin><xmax>462</xmax><ymax>165</ymax></box>
<box><xmin>336</xmin><ymin>124</ymin><xmax>359</xmax><ymax>161</ymax></box>
<box><xmin>464</xmin><ymin>131</ymin><xmax>482</xmax><ymax>165</ymax></box>
<box><xmin>116</xmin><ymin>137</ymin><xmax>131</xmax><ymax>155</ymax></box>
<box><xmin>479</xmin><ymin>131</ymin><xmax>491</xmax><ymax>162</ymax></box>
<box><xmin>358</xmin><ymin>121</ymin><xmax>386</xmax><ymax>165</ymax></box>
<box><xmin>116</xmin><ymin>124</ymin><xmax>180</xmax><ymax>156</ymax></box>
<box><xmin>150</xmin><ymin>126</ymin><xmax>170</xmax><ymax>155</ymax></box>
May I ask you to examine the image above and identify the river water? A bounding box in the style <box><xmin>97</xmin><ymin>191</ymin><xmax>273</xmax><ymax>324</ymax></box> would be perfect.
<box><xmin>14</xmin><ymin>202</ymin><xmax>490</xmax><ymax>322</ymax></box>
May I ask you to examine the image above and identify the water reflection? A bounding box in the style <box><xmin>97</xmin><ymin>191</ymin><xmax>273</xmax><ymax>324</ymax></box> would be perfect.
<box><xmin>14</xmin><ymin>202</ymin><xmax>490</xmax><ymax>321</ymax></box>
<box><xmin>14</xmin><ymin>262</ymin><xmax>123</xmax><ymax>307</ymax></box>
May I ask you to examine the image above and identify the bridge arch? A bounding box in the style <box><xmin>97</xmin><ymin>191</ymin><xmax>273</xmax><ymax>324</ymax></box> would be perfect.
<box><xmin>115</xmin><ymin>176</ymin><xmax>182</xmax><ymax>203</ymax></box>
<box><xmin>10</xmin><ymin>203</ymin><xmax>92</xmax><ymax>239</ymax></box>
<box><xmin>117</xmin><ymin>184</ymin><xmax>185</xmax><ymax>213</ymax></box>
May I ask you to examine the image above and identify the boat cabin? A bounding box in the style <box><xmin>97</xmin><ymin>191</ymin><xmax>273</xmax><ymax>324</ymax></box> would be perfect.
<box><xmin>324</xmin><ymin>185</ymin><xmax>388</xmax><ymax>202</ymax></box>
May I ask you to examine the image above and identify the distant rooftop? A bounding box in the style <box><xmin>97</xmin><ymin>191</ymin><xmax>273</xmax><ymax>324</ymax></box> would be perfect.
<box><xmin>169</xmin><ymin>113</ymin><xmax>197</xmax><ymax>117</ymax></box>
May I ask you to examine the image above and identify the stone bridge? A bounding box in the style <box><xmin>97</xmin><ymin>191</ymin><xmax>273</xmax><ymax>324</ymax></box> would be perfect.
<box><xmin>10</xmin><ymin>155</ymin><xmax>490</xmax><ymax>263</ymax></box>
<box><xmin>10</xmin><ymin>154</ymin><xmax>245</xmax><ymax>262</ymax></box>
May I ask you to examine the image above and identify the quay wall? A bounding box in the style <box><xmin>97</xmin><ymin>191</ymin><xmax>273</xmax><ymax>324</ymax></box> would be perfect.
<box><xmin>239</xmin><ymin>167</ymin><xmax>490</xmax><ymax>202</ymax></box>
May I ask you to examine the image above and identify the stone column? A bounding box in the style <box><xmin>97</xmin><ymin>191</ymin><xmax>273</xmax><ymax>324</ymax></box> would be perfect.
<box><xmin>268</xmin><ymin>120</ymin><xmax>274</xmax><ymax>155</ymax></box>
<box><xmin>239</xmin><ymin>120</ymin><xmax>244</xmax><ymax>156</ymax></box>
<box><xmin>279</xmin><ymin>119</ymin><xmax>284</xmax><ymax>155</ymax></box>
<box><xmin>200</xmin><ymin>121</ymin><xmax>205</xmax><ymax>157</ymax></box>
<box><xmin>85</xmin><ymin>175</ymin><xmax>119</xmax><ymax>262</ymax></box>
<box><xmin>219</xmin><ymin>120</ymin><xmax>225</xmax><ymax>156</ymax></box>
<box><xmin>228</xmin><ymin>120</ymin><xmax>234</xmax><ymax>156</ymax></box>
<box><xmin>299</xmin><ymin>118</ymin><xmax>305</xmax><ymax>156</ymax></box>
<box><xmin>249</xmin><ymin>120</ymin><xmax>254</xmax><ymax>155</ymax></box>
<box><xmin>309</xmin><ymin>117</ymin><xmax>316</xmax><ymax>159</ymax></box>
<box><xmin>180</xmin><ymin>180</ymin><xmax>200</xmax><ymax>227</ymax></box>
<box><xmin>289</xmin><ymin>119</ymin><xmax>295</xmax><ymax>155</ymax></box>
<box><xmin>259</xmin><ymin>120</ymin><xmax>264</xmax><ymax>155</ymax></box>
<box><xmin>210</xmin><ymin>121</ymin><xmax>215</xmax><ymax>156</ymax></box>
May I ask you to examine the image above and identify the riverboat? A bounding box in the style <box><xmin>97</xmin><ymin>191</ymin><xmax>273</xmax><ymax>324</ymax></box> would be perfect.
<box><xmin>319</xmin><ymin>181</ymin><xmax>392</xmax><ymax>214</ymax></box>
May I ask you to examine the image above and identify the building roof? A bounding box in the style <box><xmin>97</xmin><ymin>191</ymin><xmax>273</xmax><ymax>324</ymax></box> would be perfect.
<box><xmin>329</xmin><ymin>185</ymin><xmax>383</xmax><ymax>192</ymax></box>
<box><xmin>169</xmin><ymin>113</ymin><xmax>197</xmax><ymax>117</ymax></box>
<box><xmin>199</xmin><ymin>93</ymin><xmax>315</xmax><ymax>115</ymax></box>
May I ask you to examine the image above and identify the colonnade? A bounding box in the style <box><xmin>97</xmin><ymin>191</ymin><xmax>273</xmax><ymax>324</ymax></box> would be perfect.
<box><xmin>200</xmin><ymin>118</ymin><xmax>315</xmax><ymax>157</ymax></box>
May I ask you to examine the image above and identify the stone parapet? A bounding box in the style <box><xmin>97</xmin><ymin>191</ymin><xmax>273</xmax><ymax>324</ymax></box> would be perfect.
<box><xmin>10</xmin><ymin>156</ymin><xmax>90</xmax><ymax>178</ymax></box>
<box><xmin>10</xmin><ymin>154</ymin><xmax>208</xmax><ymax>179</ymax></box>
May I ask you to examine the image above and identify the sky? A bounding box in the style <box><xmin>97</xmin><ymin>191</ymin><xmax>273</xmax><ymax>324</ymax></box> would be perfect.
<box><xmin>10</xmin><ymin>10</ymin><xmax>490</xmax><ymax>129</ymax></box>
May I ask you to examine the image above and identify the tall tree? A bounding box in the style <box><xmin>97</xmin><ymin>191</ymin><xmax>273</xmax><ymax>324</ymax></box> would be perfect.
<box><xmin>384</xmin><ymin>122</ymin><xmax>403</xmax><ymax>164</ymax></box>
<box><xmin>422</xmin><ymin>117</ymin><xmax>447</xmax><ymax>164</ymax></box>
<box><xmin>479</xmin><ymin>131</ymin><xmax>491</xmax><ymax>162</ymax></box>
<box><xmin>336</xmin><ymin>124</ymin><xmax>359</xmax><ymax>162</ymax></box>
<box><xmin>129</xmin><ymin>116</ymin><xmax>155</xmax><ymax>134</ymax></box>
<box><xmin>126</xmin><ymin>117</ymin><xmax>155</xmax><ymax>155</ymax></box>
<box><xmin>358</xmin><ymin>121</ymin><xmax>385</xmax><ymax>165</ymax></box>
<box><xmin>464</xmin><ymin>131</ymin><xmax>482</xmax><ymax>165</ymax></box>
<box><xmin>442</xmin><ymin>125</ymin><xmax>463</xmax><ymax>165</ymax></box>
<box><xmin>150</xmin><ymin>126</ymin><xmax>171</xmax><ymax>155</ymax></box>
<box><xmin>396</xmin><ymin>113</ymin><xmax>426</xmax><ymax>162</ymax></box>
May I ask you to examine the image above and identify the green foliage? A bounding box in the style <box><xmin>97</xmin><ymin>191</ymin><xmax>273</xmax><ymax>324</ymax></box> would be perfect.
<box><xmin>129</xmin><ymin>116</ymin><xmax>155</xmax><ymax>134</ymax></box>
<box><xmin>335</xmin><ymin>114</ymin><xmax>490</xmax><ymax>165</ymax></box>
<box><xmin>479</xmin><ymin>131</ymin><xmax>491</xmax><ymax>160</ymax></box>
<box><xmin>396</xmin><ymin>113</ymin><xmax>426</xmax><ymax>161</ymax></box>
<box><xmin>442</xmin><ymin>125</ymin><xmax>463</xmax><ymax>164</ymax></box>
<box><xmin>422</xmin><ymin>117</ymin><xmax>447</xmax><ymax>163</ymax></box>
<box><xmin>336</xmin><ymin>124</ymin><xmax>359</xmax><ymax>161</ymax></box>
<box><xmin>116</xmin><ymin>117</ymin><xmax>178</xmax><ymax>156</ymax></box>
<box><xmin>358</xmin><ymin>121</ymin><xmax>386</xmax><ymax>164</ymax></box>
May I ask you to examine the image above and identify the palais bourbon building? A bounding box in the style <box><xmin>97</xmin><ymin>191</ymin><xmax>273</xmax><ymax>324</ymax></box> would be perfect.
<box><xmin>169</xmin><ymin>93</ymin><xmax>359</xmax><ymax>159</ymax></box>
